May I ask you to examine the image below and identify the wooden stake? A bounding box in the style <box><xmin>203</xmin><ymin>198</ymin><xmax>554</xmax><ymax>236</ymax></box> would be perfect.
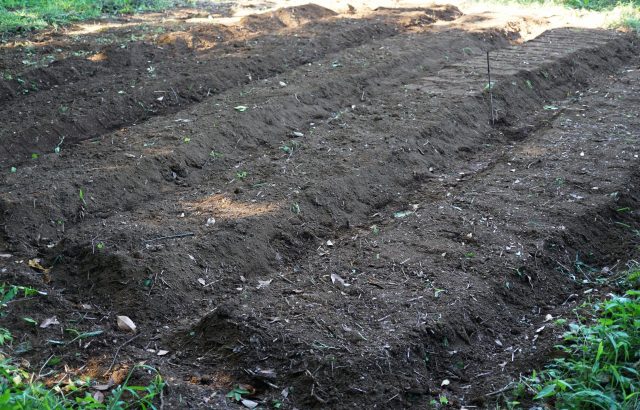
<box><xmin>487</xmin><ymin>51</ymin><xmax>495</xmax><ymax>125</ymax></box>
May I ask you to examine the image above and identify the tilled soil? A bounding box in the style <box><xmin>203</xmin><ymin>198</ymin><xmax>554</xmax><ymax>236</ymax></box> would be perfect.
<box><xmin>1</xmin><ymin>3</ymin><xmax>639</xmax><ymax>409</ymax></box>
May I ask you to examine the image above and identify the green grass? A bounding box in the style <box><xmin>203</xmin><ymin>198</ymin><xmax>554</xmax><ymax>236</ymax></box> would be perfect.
<box><xmin>0</xmin><ymin>282</ymin><xmax>166</xmax><ymax>409</ymax></box>
<box><xmin>515</xmin><ymin>266</ymin><xmax>640</xmax><ymax>409</ymax></box>
<box><xmin>0</xmin><ymin>0</ymin><xmax>178</xmax><ymax>33</ymax></box>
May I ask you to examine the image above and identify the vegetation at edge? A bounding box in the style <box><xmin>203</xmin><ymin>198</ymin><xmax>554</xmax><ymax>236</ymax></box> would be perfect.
<box><xmin>0</xmin><ymin>283</ymin><xmax>165</xmax><ymax>409</ymax></box>
<box><xmin>510</xmin><ymin>266</ymin><xmax>640</xmax><ymax>409</ymax></box>
<box><xmin>0</xmin><ymin>0</ymin><xmax>184</xmax><ymax>33</ymax></box>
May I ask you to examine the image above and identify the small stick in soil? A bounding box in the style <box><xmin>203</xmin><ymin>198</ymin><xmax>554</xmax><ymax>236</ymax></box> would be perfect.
<box><xmin>103</xmin><ymin>333</ymin><xmax>142</xmax><ymax>377</ymax></box>
<box><xmin>38</xmin><ymin>354</ymin><xmax>55</xmax><ymax>378</ymax></box>
<box><xmin>144</xmin><ymin>232</ymin><xmax>195</xmax><ymax>243</ymax></box>
<box><xmin>485</xmin><ymin>382</ymin><xmax>515</xmax><ymax>396</ymax></box>
<box><xmin>148</xmin><ymin>270</ymin><xmax>163</xmax><ymax>295</ymax></box>
<box><xmin>487</xmin><ymin>51</ymin><xmax>495</xmax><ymax>125</ymax></box>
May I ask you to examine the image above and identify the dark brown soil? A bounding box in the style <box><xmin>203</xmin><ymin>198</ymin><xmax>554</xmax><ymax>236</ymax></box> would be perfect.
<box><xmin>1</xmin><ymin>3</ymin><xmax>639</xmax><ymax>409</ymax></box>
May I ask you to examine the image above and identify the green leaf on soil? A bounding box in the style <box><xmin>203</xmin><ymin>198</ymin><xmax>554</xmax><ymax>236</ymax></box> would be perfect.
<box><xmin>534</xmin><ymin>383</ymin><xmax>557</xmax><ymax>400</ymax></box>
<box><xmin>393</xmin><ymin>210</ymin><xmax>413</xmax><ymax>218</ymax></box>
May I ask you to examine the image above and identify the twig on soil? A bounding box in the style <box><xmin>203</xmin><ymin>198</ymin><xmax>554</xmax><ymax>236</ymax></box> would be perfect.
<box><xmin>386</xmin><ymin>394</ymin><xmax>399</xmax><ymax>403</ymax></box>
<box><xmin>144</xmin><ymin>232</ymin><xmax>194</xmax><ymax>243</ymax></box>
<box><xmin>279</xmin><ymin>274</ymin><xmax>294</xmax><ymax>284</ymax></box>
<box><xmin>103</xmin><ymin>333</ymin><xmax>142</xmax><ymax>377</ymax></box>
<box><xmin>160</xmin><ymin>277</ymin><xmax>172</xmax><ymax>289</ymax></box>
<box><xmin>485</xmin><ymin>382</ymin><xmax>515</xmax><ymax>396</ymax></box>
<box><xmin>148</xmin><ymin>270</ymin><xmax>163</xmax><ymax>295</ymax></box>
<box><xmin>38</xmin><ymin>354</ymin><xmax>55</xmax><ymax>378</ymax></box>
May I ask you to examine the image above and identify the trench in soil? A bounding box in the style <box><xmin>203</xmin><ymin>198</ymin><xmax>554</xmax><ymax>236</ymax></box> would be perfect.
<box><xmin>0</xmin><ymin>4</ymin><xmax>639</xmax><ymax>408</ymax></box>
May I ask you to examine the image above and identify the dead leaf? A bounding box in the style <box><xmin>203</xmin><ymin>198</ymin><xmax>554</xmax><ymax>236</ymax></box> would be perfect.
<box><xmin>241</xmin><ymin>399</ymin><xmax>258</xmax><ymax>409</ymax></box>
<box><xmin>157</xmin><ymin>350</ymin><xmax>169</xmax><ymax>356</ymax></box>
<box><xmin>197</xmin><ymin>278</ymin><xmax>206</xmax><ymax>286</ymax></box>
<box><xmin>257</xmin><ymin>279</ymin><xmax>272</xmax><ymax>289</ymax></box>
<box><xmin>330</xmin><ymin>273</ymin><xmax>350</xmax><ymax>287</ymax></box>
<box><xmin>116</xmin><ymin>316</ymin><xmax>137</xmax><ymax>332</ymax></box>
<box><xmin>39</xmin><ymin>316</ymin><xmax>60</xmax><ymax>329</ymax></box>
<box><xmin>93</xmin><ymin>383</ymin><xmax>112</xmax><ymax>391</ymax></box>
<box><xmin>27</xmin><ymin>258</ymin><xmax>51</xmax><ymax>274</ymax></box>
<box><xmin>93</xmin><ymin>391</ymin><xmax>105</xmax><ymax>403</ymax></box>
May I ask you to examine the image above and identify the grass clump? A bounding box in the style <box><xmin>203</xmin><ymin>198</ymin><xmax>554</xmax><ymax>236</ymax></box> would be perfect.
<box><xmin>0</xmin><ymin>0</ymin><xmax>178</xmax><ymax>33</ymax></box>
<box><xmin>0</xmin><ymin>282</ymin><xmax>166</xmax><ymax>408</ymax></box>
<box><xmin>522</xmin><ymin>266</ymin><xmax>640</xmax><ymax>409</ymax></box>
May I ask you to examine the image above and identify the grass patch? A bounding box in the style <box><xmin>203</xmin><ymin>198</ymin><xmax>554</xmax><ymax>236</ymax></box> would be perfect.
<box><xmin>0</xmin><ymin>282</ymin><xmax>166</xmax><ymax>408</ymax></box>
<box><xmin>514</xmin><ymin>266</ymin><xmax>640</xmax><ymax>408</ymax></box>
<box><xmin>0</xmin><ymin>0</ymin><xmax>180</xmax><ymax>34</ymax></box>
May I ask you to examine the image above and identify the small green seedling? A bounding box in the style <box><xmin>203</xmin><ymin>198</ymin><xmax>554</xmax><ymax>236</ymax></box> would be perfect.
<box><xmin>281</xmin><ymin>141</ymin><xmax>299</xmax><ymax>154</ymax></box>
<box><xmin>234</xmin><ymin>105</ymin><xmax>248</xmax><ymax>112</ymax></box>
<box><xmin>290</xmin><ymin>202</ymin><xmax>301</xmax><ymax>214</ymax></box>
<box><xmin>10</xmin><ymin>167</ymin><xmax>16</xmax><ymax>173</ymax></box>
<box><xmin>183</xmin><ymin>137</ymin><xmax>191</xmax><ymax>143</ymax></box>
<box><xmin>236</xmin><ymin>171</ymin><xmax>248</xmax><ymax>180</ymax></box>
<box><xmin>0</xmin><ymin>328</ymin><xmax>12</xmax><ymax>345</ymax></box>
<box><xmin>79</xmin><ymin>189</ymin><xmax>86</xmax><ymax>205</ymax></box>
<box><xmin>96</xmin><ymin>242</ymin><xmax>105</xmax><ymax>250</ymax></box>
<box><xmin>483</xmin><ymin>81</ymin><xmax>495</xmax><ymax>91</ymax></box>
<box><xmin>371</xmin><ymin>225</ymin><xmax>380</xmax><ymax>236</ymax></box>
<box><xmin>394</xmin><ymin>210</ymin><xmax>413</xmax><ymax>218</ymax></box>
<box><xmin>525</xmin><ymin>80</ymin><xmax>533</xmax><ymax>89</ymax></box>
<box><xmin>54</xmin><ymin>136</ymin><xmax>65</xmax><ymax>154</ymax></box>
<box><xmin>210</xmin><ymin>150</ymin><xmax>223</xmax><ymax>158</ymax></box>
<box><xmin>23</xmin><ymin>317</ymin><xmax>37</xmax><ymax>326</ymax></box>
<box><xmin>31</xmin><ymin>153</ymin><xmax>39</xmax><ymax>159</ymax></box>
<box><xmin>226</xmin><ymin>386</ymin><xmax>250</xmax><ymax>402</ymax></box>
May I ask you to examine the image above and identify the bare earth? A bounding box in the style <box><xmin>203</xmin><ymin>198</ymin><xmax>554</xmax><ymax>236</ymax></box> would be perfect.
<box><xmin>0</xmin><ymin>1</ymin><xmax>639</xmax><ymax>408</ymax></box>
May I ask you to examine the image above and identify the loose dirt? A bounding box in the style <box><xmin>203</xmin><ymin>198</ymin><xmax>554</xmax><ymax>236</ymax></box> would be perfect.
<box><xmin>1</xmin><ymin>2</ymin><xmax>639</xmax><ymax>408</ymax></box>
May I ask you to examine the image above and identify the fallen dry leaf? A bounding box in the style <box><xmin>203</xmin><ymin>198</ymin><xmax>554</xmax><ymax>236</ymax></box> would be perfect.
<box><xmin>27</xmin><ymin>258</ymin><xmax>51</xmax><ymax>274</ymax></box>
<box><xmin>116</xmin><ymin>316</ymin><xmax>137</xmax><ymax>332</ymax></box>
<box><xmin>39</xmin><ymin>316</ymin><xmax>60</xmax><ymax>329</ymax></box>
<box><xmin>92</xmin><ymin>383</ymin><xmax>112</xmax><ymax>391</ymax></box>
<box><xmin>93</xmin><ymin>391</ymin><xmax>105</xmax><ymax>403</ymax></box>
<box><xmin>256</xmin><ymin>279</ymin><xmax>272</xmax><ymax>289</ymax></box>
<box><xmin>241</xmin><ymin>399</ymin><xmax>258</xmax><ymax>409</ymax></box>
<box><xmin>330</xmin><ymin>273</ymin><xmax>350</xmax><ymax>287</ymax></box>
